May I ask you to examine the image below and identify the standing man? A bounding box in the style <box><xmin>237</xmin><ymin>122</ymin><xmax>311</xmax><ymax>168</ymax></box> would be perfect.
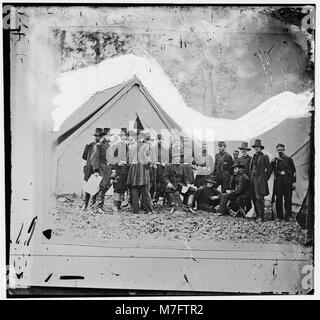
<box><xmin>233</xmin><ymin>150</ymin><xmax>239</xmax><ymax>163</ymax></box>
<box><xmin>126</xmin><ymin>130</ymin><xmax>153</xmax><ymax>214</ymax></box>
<box><xmin>144</xmin><ymin>131</ymin><xmax>157</xmax><ymax>201</ymax></box>
<box><xmin>81</xmin><ymin>128</ymin><xmax>102</xmax><ymax>210</ymax></box>
<box><xmin>249</xmin><ymin>139</ymin><xmax>272</xmax><ymax>222</ymax></box>
<box><xmin>238</xmin><ymin>141</ymin><xmax>252</xmax><ymax>212</ymax></box>
<box><xmin>211</xmin><ymin>141</ymin><xmax>233</xmax><ymax>193</ymax></box>
<box><xmin>238</xmin><ymin>142</ymin><xmax>252</xmax><ymax>176</ymax></box>
<box><xmin>91</xmin><ymin>128</ymin><xmax>113</xmax><ymax>214</ymax></box>
<box><xmin>152</xmin><ymin>134</ymin><xmax>167</xmax><ymax>206</ymax></box>
<box><xmin>271</xmin><ymin>143</ymin><xmax>296</xmax><ymax>221</ymax></box>
<box><xmin>194</xmin><ymin>148</ymin><xmax>214</xmax><ymax>189</ymax></box>
<box><xmin>111</xmin><ymin>128</ymin><xmax>130</xmax><ymax>213</ymax></box>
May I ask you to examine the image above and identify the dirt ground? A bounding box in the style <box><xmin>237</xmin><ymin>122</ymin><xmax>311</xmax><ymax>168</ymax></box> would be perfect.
<box><xmin>48</xmin><ymin>194</ymin><xmax>305</xmax><ymax>244</ymax></box>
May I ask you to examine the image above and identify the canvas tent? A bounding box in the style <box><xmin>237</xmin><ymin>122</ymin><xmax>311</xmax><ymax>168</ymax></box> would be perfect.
<box><xmin>52</xmin><ymin>54</ymin><xmax>313</xmax><ymax>212</ymax></box>
<box><xmin>52</xmin><ymin>76</ymin><xmax>183</xmax><ymax>195</ymax></box>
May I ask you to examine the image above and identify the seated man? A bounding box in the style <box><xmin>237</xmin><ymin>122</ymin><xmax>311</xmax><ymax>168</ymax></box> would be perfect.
<box><xmin>163</xmin><ymin>147</ymin><xmax>197</xmax><ymax>214</ymax></box>
<box><xmin>219</xmin><ymin>160</ymin><xmax>250</xmax><ymax>217</ymax></box>
<box><xmin>194</xmin><ymin>178</ymin><xmax>221</xmax><ymax>212</ymax></box>
<box><xmin>152</xmin><ymin>162</ymin><xmax>167</xmax><ymax>206</ymax></box>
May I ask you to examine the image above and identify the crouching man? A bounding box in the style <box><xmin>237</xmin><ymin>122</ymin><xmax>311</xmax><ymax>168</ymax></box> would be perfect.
<box><xmin>194</xmin><ymin>178</ymin><xmax>221</xmax><ymax>212</ymax></box>
<box><xmin>219</xmin><ymin>160</ymin><xmax>250</xmax><ymax>217</ymax></box>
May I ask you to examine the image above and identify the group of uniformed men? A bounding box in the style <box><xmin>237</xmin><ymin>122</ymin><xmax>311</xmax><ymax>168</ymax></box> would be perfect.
<box><xmin>81</xmin><ymin>127</ymin><xmax>296</xmax><ymax>222</ymax></box>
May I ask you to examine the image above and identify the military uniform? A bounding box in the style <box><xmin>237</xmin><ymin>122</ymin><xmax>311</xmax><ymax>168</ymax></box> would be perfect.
<box><xmin>212</xmin><ymin>151</ymin><xmax>233</xmax><ymax>193</ymax></box>
<box><xmin>249</xmin><ymin>140</ymin><xmax>272</xmax><ymax>220</ymax></box>
<box><xmin>110</xmin><ymin>137</ymin><xmax>129</xmax><ymax>211</ymax></box>
<box><xmin>91</xmin><ymin>138</ymin><xmax>112</xmax><ymax>211</ymax></box>
<box><xmin>126</xmin><ymin>137</ymin><xmax>153</xmax><ymax>214</ymax></box>
<box><xmin>239</xmin><ymin>154</ymin><xmax>252</xmax><ymax>177</ymax></box>
<box><xmin>151</xmin><ymin>137</ymin><xmax>169</xmax><ymax>204</ymax></box>
<box><xmin>195</xmin><ymin>185</ymin><xmax>221</xmax><ymax>212</ymax></box>
<box><xmin>82</xmin><ymin>142</ymin><xmax>96</xmax><ymax>181</ymax></box>
<box><xmin>271</xmin><ymin>154</ymin><xmax>296</xmax><ymax>220</ymax></box>
<box><xmin>219</xmin><ymin>170</ymin><xmax>250</xmax><ymax>215</ymax></box>
<box><xmin>81</xmin><ymin>128</ymin><xmax>102</xmax><ymax>209</ymax></box>
<box><xmin>162</xmin><ymin>163</ymin><xmax>196</xmax><ymax>212</ymax></box>
<box><xmin>238</xmin><ymin>154</ymin><xmax>252</xmax><ymax>212</ymax></box>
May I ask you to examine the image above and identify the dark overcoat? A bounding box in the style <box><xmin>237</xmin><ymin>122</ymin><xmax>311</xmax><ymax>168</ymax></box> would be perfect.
<box><xmin>231</xmin><ymin>172</ymin><xmax>250</xmax><ymax>198</ymax></box>
<box><xmin>91</xmin><ymin>141</ymin><xmax>112</xmax><ymax>191</ymax></box>
<box><xmin>249</xmin><ymin>152</ymin><xmax>272</xmax><ymax>196</ymax></box>
<box><xmin>82</xmin><ymin>142</ymin><xmax>95</xmax><ymax>181</ymax></box>
<box><xmin>162</xmin><ymin>163</ymin><xmax>194</xmax><ymax>189</ymax></box>
<box><xmin>239</xmin><ymin>154</ymin><xmax>252</xmax><ymax>177</ymax></box>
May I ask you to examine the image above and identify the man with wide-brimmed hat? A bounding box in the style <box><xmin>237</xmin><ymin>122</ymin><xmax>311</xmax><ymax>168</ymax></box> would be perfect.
<box><xmin>238</xmin><ymin>142</ymin><xmax>252</xmax><ymax>176</ymax></box>
<box><xmin>81</xmin><ymin>128</ymin><xmax>103</xmax><ymax>210</ymax></box>
<box><xmin>249</xmin><ymin>139</ymin><xmax>272</xmax><ymax>222</ymax></box>
<box><xmin>219</xmin><ymin>159</ymin><xmax>250</xmax><ymax>216</ymax></box>
<box><xmin>211</xmin><ymin>141</ymin><xmax>233</xmax><ymax>193</ymax></box>
<box><xmin>194</xmin><ymin>177</ymin><xmax>221</xmax><ymax>212</ymax></box>
<box><xmin>271</xmin><ymin>143</ymin><xmax>296</xmax><ymax>221</ymax></box>
<box><xmin>91</xmin><ymin>127</ymin><xmax>114</xmax><ymax>214</ymax></box>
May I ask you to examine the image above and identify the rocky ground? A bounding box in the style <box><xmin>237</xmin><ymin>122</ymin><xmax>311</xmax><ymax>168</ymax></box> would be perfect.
<box><xmin>48</xmin><ymin>194</ymin><xmax>305</xmax><ymax>244</ymax></box>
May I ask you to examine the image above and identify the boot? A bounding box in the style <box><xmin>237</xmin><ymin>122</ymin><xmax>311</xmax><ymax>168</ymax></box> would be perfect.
<box><xmin>81</xmin><ymin>193</ymin><xmax>90</xmax><ymax>210</ymax></box>
<box><xmin>228</xmin><ymin>206</ymin><xmax>237</xmax><ymax>217</ymax></box>
<box><xmin>237</xmin><ymin>208</ymin><xmax>246</xmax><ymax>218</ymax></box>
<box><xmin>185</xmin><ymin>194</ymin><xmax>195</xmax><ymax>214</ymax></box>
<box><xmin>187</xmin><ymin>207</ymin><xmax>196</xmax><ymax>214</ymax></box>
<box><xmin>96</xmin><ymin>190</ymin><xmax>106</xmax><ymax>213</ymax></box>
<box><xmin>257</xmin><ymin>200</ymin><xmax>265</xmax><ymax>222</ymax></box>
<box><xmin>89</xmin><ymin>194</ymin><xmax>97</xmax><ymax>209</ymax></box>
<box><xmin>210</xmin><ymin>206</ymin><xmax>216</xmax><ymax>213</ymax></box>
<box><xmin>169</xmin><ymin>205</ymin><xmax>177</xmax><ymax>214</ymax></box>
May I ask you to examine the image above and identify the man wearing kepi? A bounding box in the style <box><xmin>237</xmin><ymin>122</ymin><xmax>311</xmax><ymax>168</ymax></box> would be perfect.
<box><xmin>212</xmin><ymin>141</ymin><xmax>233</xmax><ymax>193</ymax></box>
<box><xmin>219</xmin><ymin>160</ymin><xmax>250</xmax><ymax>216</ymax></box>
<box><xmin>152</xmin><ymin>134</ymin><xmax>168</xmax><ymax>206</ymax></box>
<box><xmin>249</xmin><ymin>139</ymin><xmax>272</xmax><ymax>222</ymax></box>
<box><xmin>81</xmin><ymin>128</ymin><xmax>102</xmax><ymax>210</ymax></box>
<box><xmin>271</xmin><ymin>143</ymin><xmax>296</xmax><ymax>221</ymax></box>
<box><xmin>232</xmin><ymin>150</ymin><xmax>239</xmax><ymax>163</ymax></box>
<box><xmin>238</xmin><ymin>141</ymin><xmax>252</xmax><ymax>212</ymax></box>
<box><xmin>91</xmin><ymin>128</ymin><xmax>113</xmax><ymax>214</ymax></box>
